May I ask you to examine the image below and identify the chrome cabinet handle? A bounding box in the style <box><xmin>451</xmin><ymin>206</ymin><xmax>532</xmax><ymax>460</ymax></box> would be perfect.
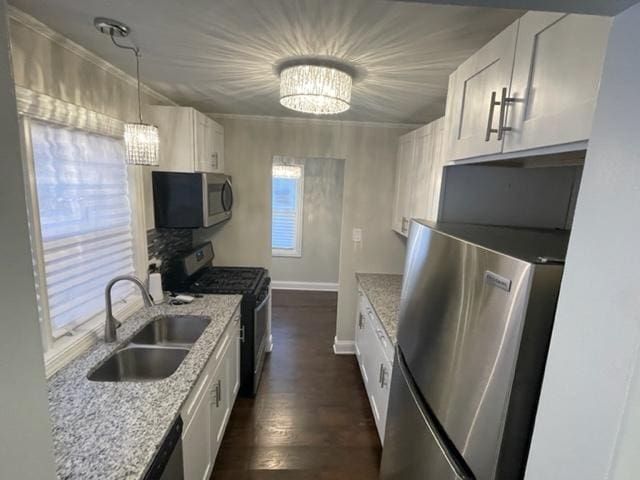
<box><xmin>379</xmin><ymin>363</ymin><xmax>384</xmax><ymax>386</ymax></box>
<box><xmin>485</xmin><ymin>90</ymin><xmax>500</xmax><ymax>141</ymax></box>
<box><xmin>401</xmin><ymin>217</ymin><xmax>409</xmax><ymax>233</ymax></box>
<box><xmin>485</xmin><ymin>88</ymin><xmax>516</xmax><ymax>141</ymax></box>
<box><xmin>358</xmin><ymin>314</ymin><xmax>363</xmax><ymax>329</ymax></box>
<box><xmin>215</xmin><ymin>380</ymin><xmax>221</xmax><ymax>407</ymax></box>
<box><xmin>239</xmin><ymin>325</ymin><xmax>245</xmax><ymax>343</ymax></box>
<box><xmin>497</xmin><ymin>87</ymin><xmax>516</xmax><ymax>141</ymax></box>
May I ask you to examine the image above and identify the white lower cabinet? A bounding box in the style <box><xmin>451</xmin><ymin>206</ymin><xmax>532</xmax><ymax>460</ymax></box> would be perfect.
<box><xmin>182</xmin><ymin>312</ymin><xmax>240</xmax><ymax>480</ymax></box>
<box><xmin>355</xmin><ymin>289</ymin><xmax>393</xmax><ymax>444</ymax></box>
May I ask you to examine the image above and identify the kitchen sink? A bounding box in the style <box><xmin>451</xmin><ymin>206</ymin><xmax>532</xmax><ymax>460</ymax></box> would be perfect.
<box><xmin>87</xmin><ymin>346</ymin><xmax>189</xmax><ymax>382</ymax></box>
<box><xmin>88</xmin><ymin>315</ymin><xmax>211</xmax><ymax>382</ymax></box>
<box><xmin>129</xmin><ymin>315</ymin><xmax>211</xmax><ymax>346</ymax></box>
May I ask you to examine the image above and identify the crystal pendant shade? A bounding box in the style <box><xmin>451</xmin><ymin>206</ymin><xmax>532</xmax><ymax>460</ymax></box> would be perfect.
<box><xmin>124</xmin><ymin>123</ymin><xmax>159</xmax><ymax>166</ymax></box>
<box><xmin>280</xmin><ymin>65</ymin><xmax>352</xmax><ymax>115</ymax></box>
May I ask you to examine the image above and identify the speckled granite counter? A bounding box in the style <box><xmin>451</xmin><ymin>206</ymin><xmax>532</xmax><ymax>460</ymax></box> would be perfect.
<box><xmin>48</xmin><ymin>294</ymin><xmax>242</xmax><ymax>480</ymax></box>
<box><xmin>356</xmin><ymin>273</ymin><xmax>403</xmax><ymax>344</ymax></box>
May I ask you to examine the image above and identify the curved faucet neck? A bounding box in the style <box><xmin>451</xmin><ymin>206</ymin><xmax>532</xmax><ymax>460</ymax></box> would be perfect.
<box><xmin>104</xmin><ymin>275</ymin><xmax>154</xmax><ymax>343</ymax></box>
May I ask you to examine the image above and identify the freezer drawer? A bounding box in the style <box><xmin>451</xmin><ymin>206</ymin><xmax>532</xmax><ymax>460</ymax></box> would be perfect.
<box><xmin>380</xmin><ymin>348</ymin><xmax>474</xmax><ymax>480</ymax></box>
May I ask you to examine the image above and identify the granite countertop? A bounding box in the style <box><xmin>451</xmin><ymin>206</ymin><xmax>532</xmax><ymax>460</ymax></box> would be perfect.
<box><xmin>355</xmin><ymin>273</ymin><xmax>403</xmax><ymax>344</ymax></box>
<box><xmin>48</xmin><ymin>294</ymin><xmax>242</xmax><ymax>480</ymax></box>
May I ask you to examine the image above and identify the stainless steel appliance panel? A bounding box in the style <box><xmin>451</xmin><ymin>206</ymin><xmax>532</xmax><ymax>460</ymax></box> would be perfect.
<box><xmin>380</xmin><ymin>348</ymin><xmax>474</xmax><ymax>480</ymax></box>
<box><xmin>397</xmin><ymin>221</ymin><xmax>562</xmax><ymax>480</ymax></box>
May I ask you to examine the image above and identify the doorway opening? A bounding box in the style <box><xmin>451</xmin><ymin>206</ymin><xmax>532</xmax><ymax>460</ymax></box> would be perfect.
<box><xmin>270</xmin><ymin>156</ymin><xmax>345</xmax><ymax>291</ymax></box>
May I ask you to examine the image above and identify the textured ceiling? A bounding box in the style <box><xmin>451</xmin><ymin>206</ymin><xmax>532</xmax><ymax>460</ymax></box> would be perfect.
<box><xmin>10</xmin><ymin>0</ymin><xmax>523</xmax><ymax>123</ymax></box>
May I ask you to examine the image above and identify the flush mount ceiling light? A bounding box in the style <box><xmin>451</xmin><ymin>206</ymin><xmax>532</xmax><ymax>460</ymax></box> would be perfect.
<box><xmin>94</xmin><ymin>17</ymin><xmax>159</xmax><ymax>166</ymax></box>
<box><xmin>279</xmin><ymin>62</ymin><xmax>353</xmax><ymax>115</ymax></box>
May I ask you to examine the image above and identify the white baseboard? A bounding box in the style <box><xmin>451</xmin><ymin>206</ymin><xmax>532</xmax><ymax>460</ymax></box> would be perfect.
<box><xmin>333</xmin><ymin>336</ymin><xmax>356</xmax><ymax>355</ymax></box>
<box><xmin>271</xmin><ymin>280</ymin><xmax>339</xmax><ymax>292</ymax></box>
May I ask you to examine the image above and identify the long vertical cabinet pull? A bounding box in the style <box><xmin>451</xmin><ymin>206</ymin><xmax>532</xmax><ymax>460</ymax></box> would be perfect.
<box><xmin>215</xmin><ymin>380</ymin><xmax>221</xmax><ymax>408</ymax></box>
<box><xmin>497</xmin><ymin>87</ymin><xmax>516</xmax><ymax>140</ymax></box>
<box><xmin>485</xmin><ymin>91</ymin><xmax>499</xmax><ymax>141</ymax></box>
<box><xmin>379</xmin><ymin>363</ymin><xmax>384</xmax><ymax>386</ymax></box>
<box><xmin>485</xmin><ymin>88</ymin><xmax>517</xmax><ymax>141</ymax></box>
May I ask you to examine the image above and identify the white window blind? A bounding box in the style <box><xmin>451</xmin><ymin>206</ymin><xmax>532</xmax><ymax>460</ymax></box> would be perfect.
<box><xmin>272</xmin><ymin>164</ymin><xmax>304</xmax><ymax>257</ymax></box>
<box><xmin>30</xmin><ymin>121</ymin><xmax>135</xmax><ymax>334</ymax></box>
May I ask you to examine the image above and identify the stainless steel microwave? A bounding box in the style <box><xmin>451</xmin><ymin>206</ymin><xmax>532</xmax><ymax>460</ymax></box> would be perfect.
<box><xmin>152</xmin><ymin>172</ymin><xmax>233</xmax><ymax>228</ymax></box>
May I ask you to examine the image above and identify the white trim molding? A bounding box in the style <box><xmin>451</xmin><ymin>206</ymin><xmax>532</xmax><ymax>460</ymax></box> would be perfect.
<box><xmin>271</xmin><ymin>281</ymin><xmax>339</xmax><ymax>292</ymax></box>
<box><xmin>7</xmin><ymin>6</ymin><xmax>177</xmax><ymax>107</ymax></box>
<box><xmin>15</xmin><ymin>86</ymin><xmax>124</xmax><ymax>137</ymax></box>
<box><xmin>333</xmin><ymin>336</ymin><xmax>356</xmax><ymax>355</ymax></box>
<box><xmin>209</xmin><ymin>112</ymin><xmax>421</xmax><ymax>130</ymax></box>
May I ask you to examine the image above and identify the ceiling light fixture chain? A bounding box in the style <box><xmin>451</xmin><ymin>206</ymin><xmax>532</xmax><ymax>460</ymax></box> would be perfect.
<box><xmin>94</xmin><ymin>17</ymin><xmax>159</xmax><ymax>166</ymax></box>
<box><xmin>109</xmin><ymin>33</ymin><xmax>143</xmax><ymax>124</ymax></box>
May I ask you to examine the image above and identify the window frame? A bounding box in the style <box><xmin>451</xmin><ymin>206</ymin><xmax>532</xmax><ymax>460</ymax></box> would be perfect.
<box><xmin>271</xmin><ymin>164</ymin><xmax>304</xmax><ymax>258</ymax></box>
<box><xmin>16</xmin><ymin>91</ymin><xmax>148</xmax><ymax>375</ymax></box>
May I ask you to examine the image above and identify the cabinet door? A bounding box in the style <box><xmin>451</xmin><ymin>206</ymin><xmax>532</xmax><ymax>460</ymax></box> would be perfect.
<box><xmin>212</xmin><ymin>122</ymin><xmax>225</xmax><ymax>173</ymax></box>
<box><xmin>355</xmin><ymin>296</ymin><xmax>368</xmax><ymax>384</ymax></box>
<box><xmin>229</xmin><ymin>315</ymin><xmax>241</xmax><ymax>398</ymax></box>
<box><xmin>361</xmin><ymin>309</ymin><xmax>391</xmax><ymax>442</ymax></box>
<box><xmin>424</xmin><ymin>118</ymin><xmax>445</xmax><ymax>222</ymax></box>
<box><xmin>183</xmin><ymin>375</ymin><xmax>213</xmax><ymax>480</ymax></box>
<box><xmin>409</xmin><ymin>125</ymin><xmax>431</xmax><ymax>222</ymax></box>
<box><xmin>372</xmin><ymin>353</ymin><xmax>392</xmax><ymax>444</ymax></box>
<box><xmin>194</xmin><ymin>114</ymin><xmax>210</xmax><ymax>173</ymax></box>
<box><xmin>148</xmin><ymin>106</ymin><xmax>195</xmax><ymax>172</ymax></box>
<box><xmin>448</xmin><ymin>21</ymin><xmax>518</xmax><ymax>161</ymax></box>
<box><xmin>503</xmin><ymin>13</ymin><xmax>611</xmax><ymax>153</ymax></box>
<box><xmin>391</xmin><ymin>132</ymin><xmax>415</xmax><ymax>236</ymax></box>
<box><xmin>210</xmin><ymin>353</ymin><xmax>228</xmax><ymax>461</ymax></box>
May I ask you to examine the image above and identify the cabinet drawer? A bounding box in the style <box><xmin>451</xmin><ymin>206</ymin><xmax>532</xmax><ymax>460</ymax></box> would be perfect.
<box><xmin>360</xmin><ymin>293</ymin><xmax>394</xmax><ymax>364</ymax></box>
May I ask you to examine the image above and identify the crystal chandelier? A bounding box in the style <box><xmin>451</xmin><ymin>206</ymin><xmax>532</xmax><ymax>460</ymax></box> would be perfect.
<box><xmin>95</xmin><ymin>18</ymin><xmax>159</xmax><ymax>166</ymax></box>
<box><xmin>280</xmin><ymin>64</ymin><xmax>352</xmax><ymax>115</ymax></box>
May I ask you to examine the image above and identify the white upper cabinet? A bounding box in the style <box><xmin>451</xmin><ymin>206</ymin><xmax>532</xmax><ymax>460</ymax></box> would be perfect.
<box><xmin>391</xmin><ymin>132</ymin><xmax>415</xmax><ymax>236</ymax></box>
<box><xmin>411</xmin><ymin>118</ymin><xmax>445</xmax><ymax>223</ymax></box>
<box><xmin>392</xmin><ymin>117</ymin><xmax>445</xmax><ymax>237</ymax></box>
<box><xmin>503</xmin><ymin>13</ymin><xmax>611</xmax><ymax>153</ymax></box>
<box><xmin>148</xmin><ymin>106</ymin><xmax>225</xmax><ymax>173</ymax></box>
<box><xmin>447</xmin><ymin>22</ymin><xmax>518</xmax><ymax>161</ymax></box>
<box><xmin>445</xmin><ymin>12</ymin><xmax>611</xmax><ymax>162</ymax></box>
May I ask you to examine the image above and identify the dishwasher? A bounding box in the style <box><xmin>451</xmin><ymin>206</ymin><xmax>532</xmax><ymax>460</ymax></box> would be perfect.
<box><xmin>143</xmin><ymin>416</ymin><xmax>184</xmax><ymax>480</ymax></box>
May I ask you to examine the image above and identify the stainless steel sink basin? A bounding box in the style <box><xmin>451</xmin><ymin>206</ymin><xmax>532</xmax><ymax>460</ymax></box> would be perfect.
<box><xmin>88</xmin><ymin>315</ymin><xmax>211</xmax><ymax>382</ymax></box>
<box><xmin>88</xmin><ymin>346</ymin><xmax>189</xmax><ymax>382</ymax></box>
<box><xmin>129</xmin><ymin>315</ymin><xmax>211</xmax><ymax>346</ymax></box>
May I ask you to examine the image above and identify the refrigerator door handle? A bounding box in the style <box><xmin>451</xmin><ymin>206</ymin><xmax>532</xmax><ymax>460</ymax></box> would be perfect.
<box><xmin>395</xmin><ymin>347</ymin><xmax>474</xmax><ymax>480</ymax></box>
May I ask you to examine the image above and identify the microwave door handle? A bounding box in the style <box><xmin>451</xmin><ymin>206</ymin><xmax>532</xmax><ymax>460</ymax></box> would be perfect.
<box><xmin>202</xmin><ymin>174</ymin><xmax>210</xmax><ymax>227</ymax></box>
<box><xmin>222</xmin><ymin>179</ymin><xmax>233</xmax><ymax>211</ymax></box>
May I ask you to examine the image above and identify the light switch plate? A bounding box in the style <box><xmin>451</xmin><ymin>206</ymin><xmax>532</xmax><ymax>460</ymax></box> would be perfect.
<box><xmin>352</xmin><ymin>228</ymin><xmax>362</xmax><ymax>242</ymax></box>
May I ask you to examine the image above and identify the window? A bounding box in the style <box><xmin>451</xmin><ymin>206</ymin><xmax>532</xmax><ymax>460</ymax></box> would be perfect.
<box><xmin>28</xmin><ymin>120</ymin><xmax>137</xmax><ymax>339</ymax></box>
<box><xmin>272</xmin><ymin>164</ymin><xmax>304</xmax><ymax>257</ymax></box>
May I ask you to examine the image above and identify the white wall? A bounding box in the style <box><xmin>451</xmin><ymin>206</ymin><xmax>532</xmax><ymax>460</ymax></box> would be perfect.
<box><xmin>194</xmin><ymin>116</ymin><xmax>409</xmax><ymax>341</ymax></box>
<box><xmin>525</xmin><ymin>4</ymin><xmax>640</xmax><ymax>479</ymax></box>
<box><xmin>0</xmin><ymin>2</ymin><xmax>56</xmax><ymax>478</ymax></box>
<box><xmin>271</xmin><ymin>157</ymin><xmax>345</xmax><ymax>285</ymax></box>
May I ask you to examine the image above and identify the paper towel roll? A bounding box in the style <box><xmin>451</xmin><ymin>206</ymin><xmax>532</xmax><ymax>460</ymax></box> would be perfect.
<box><xmin>149</xmin><ymin>272</ymin><xmax>164</xmax><ymax>304</ymax></box>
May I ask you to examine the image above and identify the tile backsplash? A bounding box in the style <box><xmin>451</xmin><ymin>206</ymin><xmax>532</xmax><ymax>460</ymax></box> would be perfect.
<box><xmin>147</xmin><ymin>228</ymin><xmax>193</xmax><ymax>275</ymax></box>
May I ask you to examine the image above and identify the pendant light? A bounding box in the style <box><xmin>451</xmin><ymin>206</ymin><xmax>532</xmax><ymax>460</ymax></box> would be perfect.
<box><xmin>95</xmin><ymin>18</ymin><xmax>159</xmax><ymax>166</ymax></box>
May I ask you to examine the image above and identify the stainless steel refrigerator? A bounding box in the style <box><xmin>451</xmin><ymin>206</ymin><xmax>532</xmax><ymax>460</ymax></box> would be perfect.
<box><xmin>380</xmin><ymin>220</ymin><xmax>569</xmax><ymax>480</ymax></box>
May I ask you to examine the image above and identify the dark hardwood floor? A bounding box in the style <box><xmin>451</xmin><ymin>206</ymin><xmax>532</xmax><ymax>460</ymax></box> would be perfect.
<box><xmin>210</xmin><ymin>290</ymin><xmax>382</xmax><ymax>479</ymax></box>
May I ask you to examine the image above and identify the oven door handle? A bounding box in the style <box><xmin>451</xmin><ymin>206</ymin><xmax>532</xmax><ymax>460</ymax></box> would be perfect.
<box><xmin>254</xmin><ymin>291</ymin><xmax>271</xmax><ymax>313</ymax></box>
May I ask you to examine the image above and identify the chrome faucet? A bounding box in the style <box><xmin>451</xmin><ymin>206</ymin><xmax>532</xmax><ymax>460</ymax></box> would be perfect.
<box><xmin>104</xmin><ymin>275</ymin><xmax>153</xmax><ymax>343</ymax></box>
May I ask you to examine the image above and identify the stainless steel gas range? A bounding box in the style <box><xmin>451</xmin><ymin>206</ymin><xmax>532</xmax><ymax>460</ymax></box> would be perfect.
<box><xmin>165</xmin><ymin>242</ymin><xmax>270</xmax><ymax>397</ymax></box>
